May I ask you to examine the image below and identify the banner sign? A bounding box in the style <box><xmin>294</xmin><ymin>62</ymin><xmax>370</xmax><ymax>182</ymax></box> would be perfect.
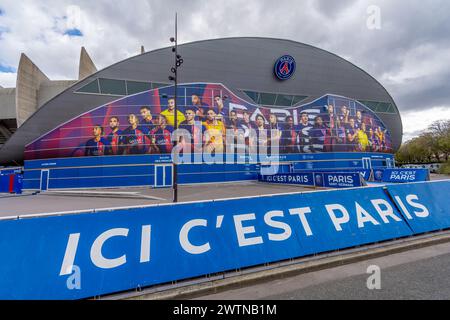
<box><xmin>382</xmin><ymin>168</ymin><xmax>430</xmax><ymax>183</ymax></box>
<box><xmin>387</xmin><ymin>181</ymin><xmax>450</xmax><ymax>234</ymax></box>
<box><xmin>314</xmin><ymin>172</ymin><xmax>365</xmax><ymax>188</ymax></box>
<box><xmin>259</xmin><ymin>173</ymin><xmax>315</xmax><ymax>186</ymax></box>
<box><xmin>259</xmin><ymin>172</ymin><xmax>366</xmax><ymax>189</ymax></box>
<box><xmin>295</xmin><ymin>169</ymin><xmax>371</xmax><ymax>182</ymax></box>
<box><xmin>0</xmin><ymin>185</ymin><xmax>420</xmax><ymax>300</ymax></box>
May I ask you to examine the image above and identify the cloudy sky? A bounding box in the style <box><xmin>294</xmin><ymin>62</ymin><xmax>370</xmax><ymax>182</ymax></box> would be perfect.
<box><xmin>0</xmin><ymin>0</ymin><xmax>449</xmax><ymax>141</ymax></box>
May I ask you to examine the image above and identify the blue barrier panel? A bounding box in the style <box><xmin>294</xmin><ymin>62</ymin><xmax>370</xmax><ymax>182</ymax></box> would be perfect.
<box><xmin>314</xmin><ymin>172</ymin><xmax>365</xmax><ymax>188</ymax></box>
<box><xmin>0</xmin><ymin>175</ymin><xmax>10</xmax><ymax>193</ymax></box>
<box><xmin>0</xmin><ymin>168</ymin><xmax>22</xmax><ymax>175</ymax></box>
<box><xmin>382</xmin><ymin>168</ymin><xmax>430</xmax><ymax>183</ymax></box>
<box><xmin>259</xmin><ymin>173</ymin><xmax>315</xmax><ymax>186</ymax></box>
<box><xmin>13</xmin><ymin>174</ymin><xmax>23</xmax><ymax>194</ymax></box>
<box><xmin>0</xmin><ymin>186</ymin><xmax>413</xmax><ymax>299</ymax></box>
<box><xmin>386</xmin><ymin>181</ymin><xmax>450</xmax><ymax>234</ymax></box>
<box><xmin>295</xmin><ymin>169</ymin><xmax>371</xmax><ymax>181</ymax></box>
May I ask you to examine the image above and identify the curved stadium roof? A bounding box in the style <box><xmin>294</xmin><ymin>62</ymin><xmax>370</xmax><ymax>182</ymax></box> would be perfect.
<box><xmin>0</xmin><ymin>37</ymin><xmax>402</xmax><ymax>165</ymax></box>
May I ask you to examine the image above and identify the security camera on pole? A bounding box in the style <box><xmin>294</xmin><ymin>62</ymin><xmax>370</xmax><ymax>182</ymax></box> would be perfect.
<box><xmin>169</xmin><ymin>13</ymin><xmax>183</xmax><ymax>203</ymax></box>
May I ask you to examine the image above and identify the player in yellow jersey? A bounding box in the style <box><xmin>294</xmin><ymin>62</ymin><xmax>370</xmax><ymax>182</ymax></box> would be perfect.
<box><xmin>160</xmin><ymin>98</ymin><xmax>185</xmax><ymax>128</ymax></box>
<box><xmin>357</xmin><ymin>123</ymin><xmax>370</xmax><ymax>151</ymax></box>
<box><xmin>203</xmin><ymin>109</ymin><xmax>226</xmax><ymax>154</ymax></box>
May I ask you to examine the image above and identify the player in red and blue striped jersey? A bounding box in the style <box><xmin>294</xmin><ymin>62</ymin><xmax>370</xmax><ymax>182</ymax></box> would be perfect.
<box><xmin>150</xmin><ymin>115</ymin><xmax>174</xmax><ymax>154</ymax></box>
<box><xmin>84</xmin><ymin>125</ymin><xmax>111</xmax><ymax>156</ymax></box>
<box><xmin>121</xmin><ymin>114</ymin><xmax>150</xmax><ymax>154</ymax></box>
<box><xmin>106</xmin><ymin>116</ymin><xmax>124</xmax><ymax>155</ymax></box>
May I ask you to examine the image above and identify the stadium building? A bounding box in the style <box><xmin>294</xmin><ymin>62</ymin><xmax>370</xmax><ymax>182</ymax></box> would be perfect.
<box><xmin>0</xmin><ymin>37</ymin><xmax>403</xmax><ymax>190</ymax></box>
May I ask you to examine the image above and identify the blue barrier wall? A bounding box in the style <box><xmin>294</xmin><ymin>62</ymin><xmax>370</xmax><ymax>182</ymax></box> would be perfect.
<box><xmin>0</xmin><ymin>173</ymin><xmax>23</xmax><ymax>194</ymax></box>
<box><xmin>382</xmin><ymin>168</ymin><xmax>430</xmax><ymax>183</ymax></box>
<box><xmin>387</xmin><ymin>181</ymin><xmax>450</xmax><ymax>234</ymax></box>
<box><xmin>23</xmin><ymin>152</ymin><xmax>394</xmax><ymax>190</ymax></box>
<box><xmin>258</xmin><ymin>172</ymin><xmax>366</xmax><ymax>188</ymax></box>
<box><xmin>2</xmin><ymin>180</ymin><xmax>448</xmax><ymax>299</ymax></box>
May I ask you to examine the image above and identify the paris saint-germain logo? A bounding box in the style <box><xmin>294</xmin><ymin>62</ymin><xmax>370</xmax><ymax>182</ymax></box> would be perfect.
<box><xmin>274</xmin><ymin>55</ymin><xmax>296</xmax><ymax>80</ymax></box>
<box><xmin>314</xmin><ymin>173</ymin><xmax>323</xmax><ymax>187</ymax></box>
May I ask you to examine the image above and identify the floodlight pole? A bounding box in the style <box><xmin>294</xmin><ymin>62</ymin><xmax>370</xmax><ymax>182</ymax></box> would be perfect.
<box><xmin>169</xmin><ymin>13</ymin><xmax>183</xmax><ymax>203</ymax></box>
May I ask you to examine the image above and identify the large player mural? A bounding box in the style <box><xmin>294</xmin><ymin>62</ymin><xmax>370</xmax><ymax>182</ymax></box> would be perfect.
<box><xmin>24</xmin><ymin>83</ymin><xmax>392</xmax><ymax>160</ymax></box>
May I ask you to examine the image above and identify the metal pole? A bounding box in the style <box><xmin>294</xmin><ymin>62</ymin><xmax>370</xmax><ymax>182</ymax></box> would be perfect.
<box><xmin>173</xmin><ymin>12</ymin><xmax>178</xmax><ymax>203</ymax></box>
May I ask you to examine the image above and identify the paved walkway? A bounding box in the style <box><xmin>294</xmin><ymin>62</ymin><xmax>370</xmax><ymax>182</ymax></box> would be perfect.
<box><xmin>0</xmin><ymin>182</ymin><xmax>312</xmax><ymax>218</ymax></box>
<box><xmin>195</xmin><ymin>241</ymin><xmax>450</xmax><ymax>300</ymax></box>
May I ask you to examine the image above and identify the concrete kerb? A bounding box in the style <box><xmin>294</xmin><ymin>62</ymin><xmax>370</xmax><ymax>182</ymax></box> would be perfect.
<box><xmin>101</xmin><ymin>230</ymin><xmax>450</xmax><ymax>300</ymax></box>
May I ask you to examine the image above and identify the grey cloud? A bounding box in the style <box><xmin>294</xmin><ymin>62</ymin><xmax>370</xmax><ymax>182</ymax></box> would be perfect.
<box><xmin>0</xmin><ymin>0</ymin><xmax>449</xmax><ymax>119</ymax></box>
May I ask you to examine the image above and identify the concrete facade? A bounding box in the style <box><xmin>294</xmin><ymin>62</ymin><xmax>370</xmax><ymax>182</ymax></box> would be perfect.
<box><xmin>0</xmin><ymin>47</ymin><xmax>98</xmax><ymax>150</ymax></box>
<box><xmin>0</xmin><ymin>87</ymin><xmax>16</xmax><ymax>120</ymax></box>
<box><xmin>79</xmin><ymin>46</ymin><xmax>97</xmax><ymax>80</ymax></box>
<box><xmin>15</xmin><ymin>53</ymin><xmax>50</xmax><ymax>127</ymax></box>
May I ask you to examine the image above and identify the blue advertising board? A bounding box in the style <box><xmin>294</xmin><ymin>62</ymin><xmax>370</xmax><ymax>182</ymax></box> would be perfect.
<box><xmin>0</xmin><ymin>185</ymin><xmax>416</xmax><ymax>299</ymax></box>
<box><xmin>0</xmin><ymin>175</ymin><xmax>10</xmax><ymax>193</ymax></box>
<box><xmin>294</xmin><ymin>169</ymin><xmax>371</xmax><ymax>181</ymax></box>
<box><xmin>259</xmin><ymin>173</ymin><xmax>315</xmax><ymax>186</ymax></box>
<box><xmin>260</xmin><ymin>172</ymin><xmax>366</xmax><ymax>189</ymax></box>
<box><xmin>382</xmin><ymin>168</ymin><xmax>430</xmax><ymax>183</ymax></box>
<box><xmin>387</xmin><ymin>181</ymin><xmax>450</xmax><ymax>234</ymax></box>
<box><xmin>314</xmin><ymin>172</ymin><xmax>365</xmax><ymax>188</ymax></box>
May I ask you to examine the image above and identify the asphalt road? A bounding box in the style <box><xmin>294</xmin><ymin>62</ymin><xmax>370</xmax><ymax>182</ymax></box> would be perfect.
<box><xmin>195</xmin><ymin>241</ymin><xmax>450</xmax><ymax>300</ymax></box>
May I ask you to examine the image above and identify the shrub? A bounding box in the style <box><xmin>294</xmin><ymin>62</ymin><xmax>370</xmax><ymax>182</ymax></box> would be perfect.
<box><xmin>439</xmin><ymin>161</ymin><xmax>450</xmax><ymax>175</ymax></box>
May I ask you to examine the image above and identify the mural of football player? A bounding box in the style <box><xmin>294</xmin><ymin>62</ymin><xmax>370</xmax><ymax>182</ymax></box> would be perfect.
<box><xmin>240</xmin><ymin>111</ymin><xmax>254</xmax><ymax>152</ymax></box>
<box><xmin>376</xmin><ymin>126</ymin><xmax>387</xmax><ymax>152</ymax></box>
<box><xmin>249</xmin><ymin>114</ymin><xmax>268</xmax><ymax>154</ymax></box>
<box><xmin>368</xmin><ymin>127</ymin><xmax>379</xmax><ymax>152</ymax></box>
<box><xmin>106</xmin><ymin>116</ymin><xmax>124</xmax><ymax>155</ymax></box>
<box><xmin>203</xmin><ymin>109</ymin><xmax>226</xmax><ymax>154</ymax></box>
<box><xmin>298</xmin><ymin>112</ymin><xmax>312</xmax><ymax>153</ymax></box>
<box><xmin>310</xmin><ymin>116</ymin><xmax>326</xmax><ymax>153</ymax></box>
<box><xmin>242</xmin><ymin>111</ymin><xmax>254</xmax><ymax>130</ymax></box>
<box><xmin>179</xmin><ymin>107</ymin><xmax>207</xmax><ymax>153</ymax></box>
<box><xmin>339</xmin><ymin>105</ymin><xmax>350</xmax><ymax>125</ymax></box>
<box><xmin>267</xmin><ymin>113</ymin><xmax>282</xmax><ymax>154</ymax></box>
<box><xmin>122</xmin><ymin>114</ymin><xmax>149</xmax><ymax>154</ymax></box>
<box><xmin>281</xmin><ymin>115</ymin><xmax>298</xmax><ymax>154</ymax></box>
<box><xmin>334</xmin><ymin>118</ymin><xmax>347</xmax><ymax>152</ymax></box>
<box><xmin>346</xmin><ymin>118</ymin><xmax>359</xmax><ymax>152</ymax></box>
<box><xmin>355</xmin><ymin>110</ymin><xmax>364</xmax><ymax>130</ymax></box>
<box><xmin>84</xmin><ymin>125</ymin><xmax>111</xmax><ymax>157</ymax></box>
<box><xmin>139</xmin><ymin>106</ymin><xmax>155</xmax><ymax>134</ymax></box>
<box><xmin>150</xmin><ymin>115</ymin><xmax>174</xmax><ymax>154</ymax></box>
<box><xmin>325</xmin><ymin>105</ymin><xmax>338</xmax><ymax>152</ymax></box>
<box><xmin>161</xmin><ymin>97</ymin><xmax>185</xmax><ymax>128</ymax></box>
<box><xmin>227</xmin><ymin>110</ymin><xmax>246</xmax><ymax>153</ymax></box>
<box><xmin>357</xmin><ymin>122</ymin><xmax>370</xmax><ymax>152</ymax></box>
<box><xmin>191</xmin><ymin>94</ymin><xmax>210</xmax><ymax>120</ymax></box>
<box><xmin>213</xmin><ymin>95</ymin><xmax>227</xmax><ymax>123</ymax></box>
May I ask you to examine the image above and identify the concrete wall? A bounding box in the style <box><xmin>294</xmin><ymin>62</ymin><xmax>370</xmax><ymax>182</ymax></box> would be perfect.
<box><xmin>15</xmin><ymin>53</ymin><xmax>49</xmax><ymax>127</ymax></box>
<box><xmin>0</xmin><ymin>88</ymin><xmax>16</xmax><ymax>120</ymax></box>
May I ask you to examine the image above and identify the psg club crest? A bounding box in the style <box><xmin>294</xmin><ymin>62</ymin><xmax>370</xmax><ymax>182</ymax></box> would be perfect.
<box><xmin>375</xmin><ymin>170</ymin><xmax>384</xmax><ymax>181</ymax></box>
<box><xmin>274</xmin><ymin>55</ymin><xmax>296</xmax><ymax>80</ymax></box>
<box><xmin>314</xmin><ymin>173</ymin><xmax>323</xmax><ymax>187</ymax></box>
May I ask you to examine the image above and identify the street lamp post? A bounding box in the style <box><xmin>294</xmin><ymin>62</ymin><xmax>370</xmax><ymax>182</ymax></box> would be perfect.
<box><xmin>169</xmin><ymin>13</ymin><xmax>183</xmax><ymax>203</ymax></box>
